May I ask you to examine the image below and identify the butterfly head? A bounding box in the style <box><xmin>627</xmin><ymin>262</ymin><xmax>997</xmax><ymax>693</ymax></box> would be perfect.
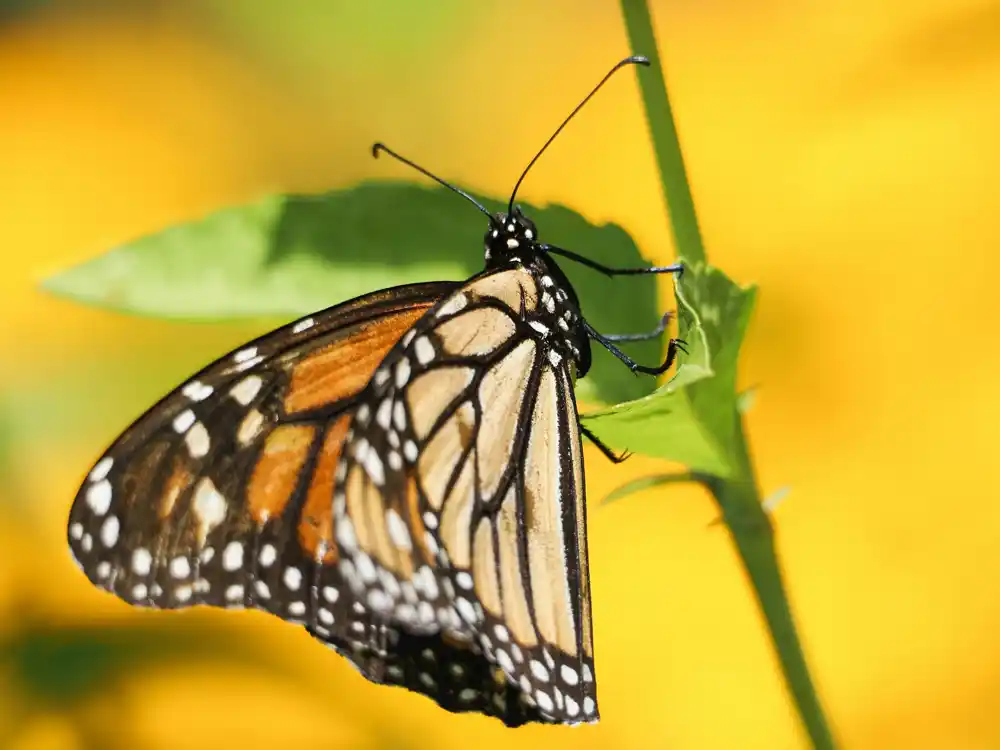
<box><xmin>484</xmin><ymin>206</ymin><xmax>538</xmax><ymax>266</ymax></box>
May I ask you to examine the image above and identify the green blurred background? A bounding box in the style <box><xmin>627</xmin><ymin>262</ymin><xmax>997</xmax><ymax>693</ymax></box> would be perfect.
<box><xmin>2</xmin><ymin>1</ymin><xmax>999</xmax><ymax>748</ymax></box>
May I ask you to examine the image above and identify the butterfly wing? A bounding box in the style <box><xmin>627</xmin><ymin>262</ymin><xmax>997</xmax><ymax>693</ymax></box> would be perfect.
<box><xmin>66</xmin><ymin>284</ymin><xmax>453</xmax><ymax>670</ymax></box>
<box><xmin>333</xmin><ymin>267</ymin><xmax>599</xmax><ymax>724</ymax></box>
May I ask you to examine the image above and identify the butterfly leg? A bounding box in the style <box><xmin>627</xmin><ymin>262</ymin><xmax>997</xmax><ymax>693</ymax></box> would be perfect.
<box><xmin>542</xmin><ymin>245</ymin><xmax>684</xmax><ymax>278</ymax></box>
<box><xmin>585</xmin><ymin>320</ymin><xmax>689</xmax><ymax>375</ymax></box>
<box><xmin>579</xmin><ymin>423</ymin><xmax>631</xmax><ymax>464</ymax></box>
<box><xmin>601</xmin><ymin>311</ymin><xmax>673</xmax><ymax>343</ymax></box>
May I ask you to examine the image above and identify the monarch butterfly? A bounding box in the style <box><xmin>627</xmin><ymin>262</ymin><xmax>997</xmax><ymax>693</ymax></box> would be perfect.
<box><xmin>66</xmin><ymin>55</ymin><xmax>686</xmax><ymax>726</ymax></box>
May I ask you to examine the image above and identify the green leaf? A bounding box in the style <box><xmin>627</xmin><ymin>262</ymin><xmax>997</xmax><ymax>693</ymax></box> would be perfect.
<box><xmin>41</xmin><ymin>181</ymin><xmax>669</xmax><ymax>405</ymax></box>
<box><xmin>1</xmin><ymin>616</ymin><xmax>301</xmax><ymax>707</ymax></box>
<box><xmin>584</xmin><ymin>259</ymin><xmax>757</xmax><ymax>477</ymax></box>
<box><xmin>601</xmin><ymin>472</ymin><xmax>696</xmax><ymax>505</ymax></box>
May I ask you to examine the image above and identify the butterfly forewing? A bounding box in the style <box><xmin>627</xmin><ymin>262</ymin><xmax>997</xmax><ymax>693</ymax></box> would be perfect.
<box><xmin>333</xmin><ymin>265</ymin><xmax>599</xmax><ymax>723</ymax></box>
<box><xmin>66</xmin><ymin>283</ymin><xmax>451</xmax><ymax>643</ymax></box>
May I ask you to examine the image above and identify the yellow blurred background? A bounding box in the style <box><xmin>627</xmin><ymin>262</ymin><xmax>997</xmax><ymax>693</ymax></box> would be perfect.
<box><xmin>2</xmin><ymin>1</ymin><xmax>999</xmax><ymax>748</ymax></box>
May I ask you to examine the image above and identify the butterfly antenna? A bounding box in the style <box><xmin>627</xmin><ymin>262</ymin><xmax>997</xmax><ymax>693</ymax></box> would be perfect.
<box><xmin>506</xmin><ymin>55</ymin><xmax>650</xmax><ymax>215</ymax></box>
<box><xmin>372</xmin><ymin>142</ymin><xmax>496</xmax><ymax>224</ymax></box>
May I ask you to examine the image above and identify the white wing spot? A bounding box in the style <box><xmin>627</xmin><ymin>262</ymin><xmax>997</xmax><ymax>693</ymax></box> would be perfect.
<box><xmin>254</xmin><ymin>580</ymin><xmax>271</xmax><ymax>599</ymax></box>
<box><xmin>565</xmin><ymin>695</ymin><xmax>580</xmax><ymax>717</ymax></box>
<box><xmin>494</xmin><ymin>624</ymin><xmax>509</xmax><ymax>642</ymax></box>
<box><xmin>436</xmin><ymin>293</ymin><xmax>468</xmax><ymax>318</ymax></box>
<box><xmin>234</xmin><ymin>355</ymin><xmax>263</xmax><ymax>372</ymax></box>
<box><xmin>131</xmin><ymin>548</ymin><xmax>153</xmax><ymax>576</ymax></box>
<box><xmin>99</xmin><ymin>515</ymin><xmax>120</xmax><ymax>547</ymax></box>
<box><xmin>175</xmin><ymin>584</ymin><xmax>193</xmax><ymax>602</ymax></box>
<box><xmin>322</xmin><ymin>585</ymin><xmax>339</xmax><ymax>603</ymax></box>
<box><xmin>172</xmin><ymin>409</ymin><xmax>196</xmax><ymax>434</ymax></box>
<box><xmin>192</xmin><ymin>478</ymin><xmax>227</xmax><ymax>543</ymax></box>
<box><xmin>182</xmin><ymin>380</ymin><xmax>214</xmax><ymax>402</ymax></box>
<box><xmin>89</xmin><ymin>457</ymin><xmax>114</xmax><ymax>482</ymax></box>
<box><xmin>456</xmin><ymin>597</ymin><xmax>477</xmax><ymax>624</ymax></box>
<box><xmin>233</xmin><ymin>346</ymin><xmax>258</xmax><ymax>363</ymax></box>
<box><xmin>560</xmin><ymin>664</ymin><xmax>579</xmax><ymax>685</ymax></box>
<box><xmin>548</xmin><ymin>350</ymin><xmax>563</xmax><ymax>367</ymax></box>
<box><xmin>184</xmin><ymin>422</ymin><xmax>210</xmax><ymax>458</ymax></box>
<box><xmin>259</xmin><ymin>543</ymin><xmax>277</xmax><ymax>567</ymax></box>
<box><xmin>418</xmin><ymin>601</ymin><xmax>435</xmax><ymax>626</ymax></box>
<box><xmin>283</xmin><ymin>566</ymin><xmax>302</xmax><ymax>591</ymax></box>
<box><xmin>356</xmin><ymin>553</ymin><xmax>377</xmax><ymax>583</ymax></box>
<box><xmin>318</xmin><ymin>607</ymin><xmax>334</xmax><ymax>625</ymax></box>
<box><xmin>388</xmin><ymin>450</ymin><xmax>402</xmax><ymax>471</ymax></box>
<box><xmin>497</xmin><ymin>648</ymin><xmax>515</xmax><ymax>674</ymax></box>
<box><xmin>81</xmin><ymin>533</ymin><xmax>92</xmax><ymax>552</ymax></box>
<box><xmin>403</xmin><ymin>440</ymin><xmax>418</xmax><ymax>463</ymax></box>
<box><xmin>230</xmin><ymin>375</ymin><xmax>263</xmax><ymax>406</ymax></box>
<box><xmin>69</xmin><ymin>523</ymin><xmax>83</xmax><ymax>540</ymax></box>
<box><xmin>414</xmin><ymin>565</ymin><xmax>439</xmax><ymax>600</ymax></box>
<box><xmin>96</xmin><ymin>561</ymin><xmax>111</xmax><ymax>579</ymax></box>
<box><xmin>393</xmin><ymin>401</ymin><xmax>407</xmax><ymax>431</ymax></box>
<box><xmin>413</xmin><ymin>337</ymin><xmax>435</xmax><ymax>365</ymax></box>
<box><xmin>288</xmin><ymin>601</ymin><xmax>307</xmax><ymax>616</ymax></box>
<box><xmin>85</xmin><ymin>480</ymin><xmax>112</xmax><ymax>516</ymax></box>
<box><xmin>237</xmin><ymin>409</ymin><xmax>265</xmax><ymax>445</ymax></box>
<box><xmin>368</xmin><ymin>589</ymin><xmax>392</xmax><ymax>612</ymax></box>
<box><xmin>529</xmin><ymin>321</ymin><xmax>549</xmax><ymax>336</ymax></box>
<box><xmin>530</xmin><ymin>660</ymin><xmax>550</xmax><ymax>682</ymax></box>
<box><xmin>535</xmin><ymin>690</ymin><xmax>554</xmax><ymax>712</ymax></box>
<box><xmin>200</xmin><ymin>547</ymin><xmax>214</xmax><ymax>564</ymax></box>
<box><xmin>225</xmin><ymin>584</ymin><xmax>244</xmax><ymax>602</ymax></box>
<box><xmin>131</xmin><ymin>583</ymin><xmax>148</xmax><ymax>601</ymax></box>
<box><xmin>583</xmin><ymin>696</ymin><xmax>596</xmax><ymax>715</ymax></box>
<box><xmin>386</xmin><ymin>509</ymin><xmax>412</xmax><ymax>550</ymax></box>
<box><xmin>356</xmin><ymin>403</ymin><xmax>370</xmax><ymax>425</ymax></box>
<box><xmin>376</xmin><ymin>399</ymin><xmax>392</xmax><ymax>430</ymax></box>
<box><xmin>169</xmin><ymin>556</ymin><xmax>191</xmax><ymax>579</ymax></box>
<box><xmin>337</xmin><ymin>517</ymin><xmax>358</xmax><ymax>552</ymax></box>
<box><xmin>292</xmin><ymin>317</ymin><xmax>315</xmax><ymax>333</ymax></box>
<box><xmin>363</xmin><ymin>449</ymin><xmax>385</xmax><ymax>486</ymax></box>
<box><xmin>222</xmin><ymin>541</ymin><xmax>244</xmax><ymax>571</ymax></box>
<box><xmin>395</xmin><ymin>358</ymin><xmax>412</xmax><ymax>388</ymax></box>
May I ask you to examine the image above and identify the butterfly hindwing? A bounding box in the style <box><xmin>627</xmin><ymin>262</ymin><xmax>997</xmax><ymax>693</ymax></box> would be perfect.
<box><xmin>333</xmin><ymin>265</ymin><xmax>599</xmax><ymax>723</ymax></box>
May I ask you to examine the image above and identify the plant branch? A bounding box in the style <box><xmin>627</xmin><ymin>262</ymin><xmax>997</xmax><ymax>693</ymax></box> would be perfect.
<box><xmin>618</xmin><ymin>1</ymin><xmax>838</xmax><ymax>747</ymax></box>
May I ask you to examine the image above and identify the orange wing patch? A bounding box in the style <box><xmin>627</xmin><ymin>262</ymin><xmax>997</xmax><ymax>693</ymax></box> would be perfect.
<box><xmin>284</xmin><ymin>308</ymin><xmax>429</xmax><ymax>414</ymax></box>
<box><xmin>247</xmin><ymin>424</ymin><xmax>316</xmax><ymax>525</ymax></box>
<box><xmin>299</xmin><ymin>414</ymin><xmax>352</xmax><ymax>563</ymax></box>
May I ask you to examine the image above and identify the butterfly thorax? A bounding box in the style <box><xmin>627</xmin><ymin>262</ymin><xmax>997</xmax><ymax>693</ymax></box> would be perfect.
<box><xmin>482</xmin><ymin>208</ymin><xmax>592</xmax><ymax>377</ymax></box>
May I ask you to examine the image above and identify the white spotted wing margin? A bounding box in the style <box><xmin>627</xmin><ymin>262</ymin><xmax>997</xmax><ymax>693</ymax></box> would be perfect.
<box><xmin>333</xmin><ymin>266</ymin><xmax>600</xmax><ymax>725</ymax></box>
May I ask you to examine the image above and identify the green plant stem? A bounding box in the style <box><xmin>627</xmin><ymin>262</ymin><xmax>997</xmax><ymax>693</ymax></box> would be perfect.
<box><xmin>619</xmin><ymin>1</ymin><xmax>838</xmax><ymax>748</ymax></box>
<box><xmin>710</xmin><ymin>421</ymin><xmax>836</xmax><ymax>750</ymax></box>
<box><xmin>620</xmin><ymin>0</ymin><xmax>706</xmax><ymax>265</ymax></box>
